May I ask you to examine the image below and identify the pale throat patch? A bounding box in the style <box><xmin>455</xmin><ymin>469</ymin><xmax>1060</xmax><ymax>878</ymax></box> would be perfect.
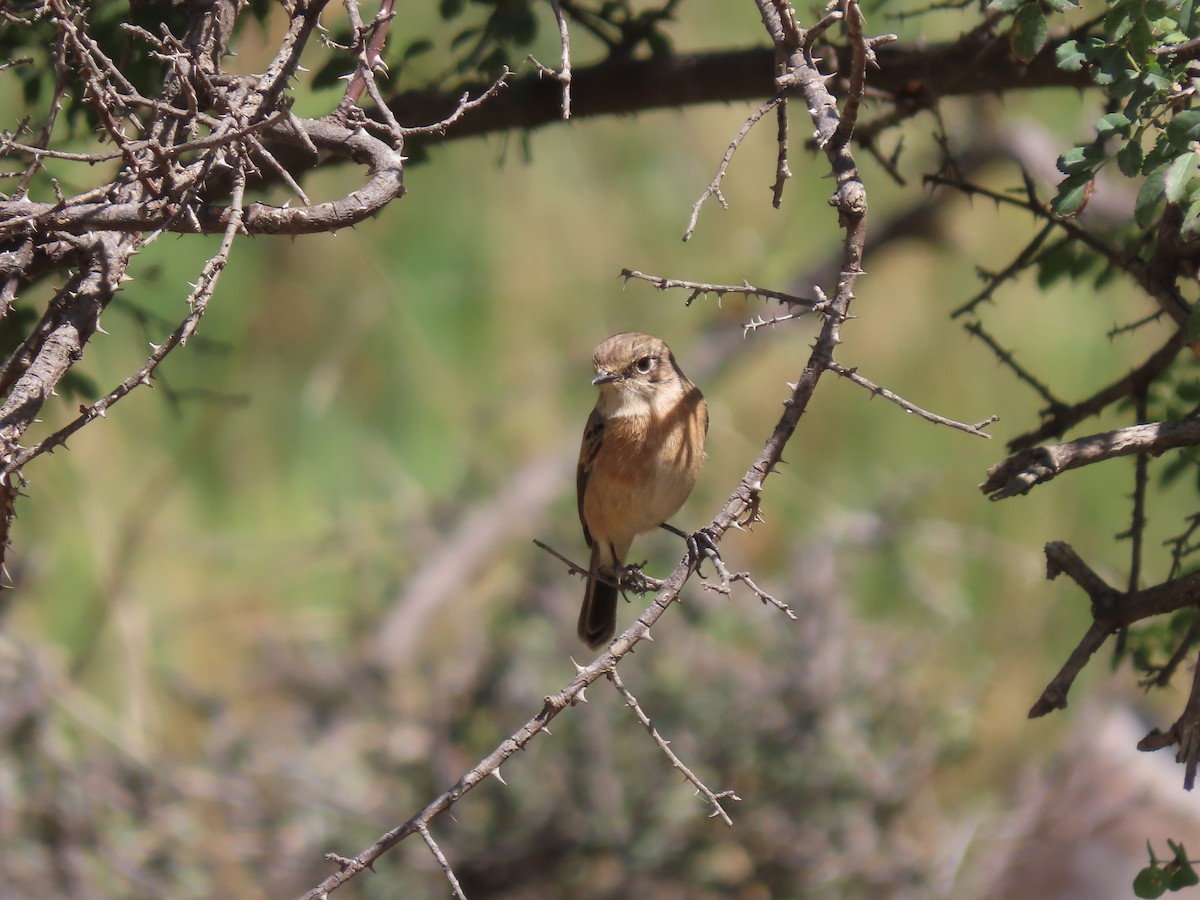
<box><xmin>597</xmin><ymin>380</ymin><xmax>682</xmax><ymax>419</ymax></box>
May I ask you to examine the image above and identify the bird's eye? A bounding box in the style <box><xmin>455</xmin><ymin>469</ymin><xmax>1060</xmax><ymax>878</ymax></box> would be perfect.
<box><xmin>635</xmin><ymin>356</ymin><xmax>654</xmax><ymax>374</ymax></box>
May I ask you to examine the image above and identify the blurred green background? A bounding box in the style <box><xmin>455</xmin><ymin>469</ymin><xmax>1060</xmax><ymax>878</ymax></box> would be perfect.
<box><xmin>3</xmin><ymin>2</ymin><xmax>1199</xmax><ymax>898</ymax></box>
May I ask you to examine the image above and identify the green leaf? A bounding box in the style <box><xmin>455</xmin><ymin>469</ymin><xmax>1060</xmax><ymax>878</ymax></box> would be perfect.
<box><xmin>1098</xmin><ymin>112</ymin><xmax>1132</xmax><ymax>137</ymax></box>
<box><xmin>403</xmin><ymin>39</ymin><xmax>434</xmax><ymax>60</ymax></box>
<box><xmin>1168</xmin><ymin>110</ymin><xmax>1200</xmax><ymax>145</ymax></box>
<box><xmin>1043</xmin><ymin>0</ymin><xmax>1079</xmax><ymax>9</ymax></box>
<box><xmin>1142</xmin><ymin>62</ymin><xmax>1173</xmax><ymax>93</ymax></box>
<box><xmin>1057</xmin><ymin>144</ymin><xmax>1106</xmax><ymax>175</ymax></box>
<box><xmin>1165</xmin><ymin>841</ymin><xmax>1200</xmax><ymax>889</ymax></box>
<box><xmin>1165</xmin><ymin>152</ymin><xmax>1200</xmax><ymax>203</ymax></box>
<box><xmin>1106</xmin><ymin>1</ymin><xmax>1135</xmax><ymax>40</ymax></box>
<box><xmin>1137</xmin><ymin>163</ymin><xmax>1170</xmax><ymax>226</ymax></box>
<box><xmin>1169</xmin><ymin>860</ymin><xmax>1200</xmax><ymax>889</ymax></box>
<box><xmin>1013</xmin><ymin>3</ymin><xmax>1049</xmax><ymax>62</ymax></box>
<box><xmin>1118</xmin><ymin>137</ymin><xmax>1145</xmax><ymax>176</ymax></box>
<box><xmin>1093</xmin><ymin>263</ymin><xmax>1117</xmax><ymax>289</ymax></box>
<box><xmin>1134</xmin><ymin>865</ymin><xmax>1168</xmax><ymax>899</ymax></box>
<box><xmin>1177</xmin><ymin>379</ymin><xmax>1200</xmax><ymax>403</ymax></box>
<box><xmin>439</xmin><ymin>0</ymin><xmax>465</xmax><ymax>19</ymax></box>
<box><xmin>1128</xmin><ymin>15</ymin><xmax>1154</xmax><ymax>59</ymax></box>
<box><xmin>1052</xmin><ymin>172</ymin><xmax>1094</xmax><ymax>217</ymax></box>
<box><xmin>1161</xmin><ymin>452</ymin><xmax>1191</xmax><ymax>487</ymax></box>
<box><xmin>988</xmin><ymin>0</ymin><xmax>1025</xmax><ymax>10</ymax></box>
<box><xmin>1092</xmin><ymin>43</ymin><xmax>1132</xmax><ymax>85</ymax></box>
<box><xmin>1183</xmin><ymin>0</ymin><xmax>1199</xmax><ymax>37</ymax></box>
<box><xmin>1189</xmin><ymin>302</ymin><xmax>1200</xmax><ymax>344</ymax></box>
<box><xmin>1182</xmin><ymin>199</ymin><xmax>1200</xmax><ymax>236</ymax></box>
<box><xmin>1036</xmin><ymin>240</ymin><xmax>1077</xmax><ymax>286</ymax></box>
<box><xmin>1055</xmin><ymin>38</ymin><xmax>1087</xmax><ymax>70</ymax></box>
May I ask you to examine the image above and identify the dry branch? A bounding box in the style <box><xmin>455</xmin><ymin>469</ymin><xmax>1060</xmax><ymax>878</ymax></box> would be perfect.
<box><xmin>1030</xmin><ymin>542</ymin><xmax>1200</xmax><ymax>719</ymax></box>
<box><xmin>981</xmin><ymin>419</ymin><xmax>1200</xmax><ymax>501</ymax></box>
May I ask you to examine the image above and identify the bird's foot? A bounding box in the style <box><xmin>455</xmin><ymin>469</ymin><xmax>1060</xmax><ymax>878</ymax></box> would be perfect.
<box><xmin>659</xmin><ymin>522</ymin><xmax>722</xmax><ymax>578</ymax></box>
<box><xmin>686</xmin><ymin>527</ymin><xmax>721</xmax><ymax>578</ymax></box>
<box><xmin>619</xmin><ymin>560</ymin><xmax>654</xmax><ymax>596</ymax></box>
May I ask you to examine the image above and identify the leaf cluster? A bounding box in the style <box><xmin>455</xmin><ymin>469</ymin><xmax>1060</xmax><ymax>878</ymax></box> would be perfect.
<box><xmin>1047</xmin><ymin>0</ymin><xmax>1200</xmax><ymax>228</ymax></box>
<box><xmin>1136</xmin><ymin>840</ymin><xmax>1200</xmax><ymax>897</ymax></box>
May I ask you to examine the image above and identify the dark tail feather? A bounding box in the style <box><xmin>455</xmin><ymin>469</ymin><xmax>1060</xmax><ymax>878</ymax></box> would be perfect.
<box><xmin>578</xmin><ymin>545</ymin><xmax>618</xmax><ymax>649</ymax></box>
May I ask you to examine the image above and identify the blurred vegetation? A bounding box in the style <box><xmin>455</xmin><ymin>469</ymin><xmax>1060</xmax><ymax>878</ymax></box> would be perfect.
<box><xmin>3</xmin><ymin>0</ymin><xmax>1200</xmax><ymax>897</ymax></box>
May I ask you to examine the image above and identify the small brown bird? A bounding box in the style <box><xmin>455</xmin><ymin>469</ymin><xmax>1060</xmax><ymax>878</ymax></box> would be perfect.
<box><xmin>576</xmin><ymin>332</ymin><xmax>708</xmax><ymax>649</ymax></box>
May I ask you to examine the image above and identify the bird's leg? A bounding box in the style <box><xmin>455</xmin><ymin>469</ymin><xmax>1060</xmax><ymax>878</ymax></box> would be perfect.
<box><xmin>660</xmin><ymin>522</ymin><xmax>721</xmax><ymax>578</ymax></box>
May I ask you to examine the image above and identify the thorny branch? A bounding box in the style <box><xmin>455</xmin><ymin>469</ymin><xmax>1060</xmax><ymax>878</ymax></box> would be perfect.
<box><xmin>0</xmin><ymin>0</ymin><xmax>519</xmax><ymax>583</ymax></box>
<box><xmin>528</xmin><ymin>0</ymin><xmax>573</xmax><ymax>119</ymax></box>
<box><xmin>683</xmin><ymin>93</ymin><xmax>784</xmax><ymax>241</ymax></box>
<box><xmin>302</xmin><ymin>1</ymin><xmax>902</xmax><ymax>894</ymax></box>
<box><xmin>620</xmin><ymin>268</ymin><xmax>826</xmax><ymax>311</ymax></box>
<box><xmin>1005</xmin><ymin>331</ymin><xmax>1186</xmax><ymax>452</ymax></box>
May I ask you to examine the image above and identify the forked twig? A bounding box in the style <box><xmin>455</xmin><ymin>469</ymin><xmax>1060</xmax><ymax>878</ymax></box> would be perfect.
<box><xmin>528</xmin><ymin>0</ymin><xmax>572</xmax><ymax>118</ymax></box>
<box><xmin>684</xmin><ymin>94</ymin><xmax>784</xmax><ymax>242</ymax></box>
<box><xmin>701</xmin><ymin>551</ymin><xmax>797</xmax><ymax>620</ymax></box>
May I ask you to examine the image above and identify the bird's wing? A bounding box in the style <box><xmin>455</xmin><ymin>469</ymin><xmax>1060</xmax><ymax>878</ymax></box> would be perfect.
<box><xmin>577</xmin><ymin>407</ymin><xmax>605</xmax><ymax>549</ymax></box>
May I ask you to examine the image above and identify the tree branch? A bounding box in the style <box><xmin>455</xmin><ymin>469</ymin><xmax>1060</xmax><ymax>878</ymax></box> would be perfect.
<box><xmin>1030</xmin><ymin>541</ymin><xmax>1200</xmax><ymax>720</ymax></box>
<box><xmin>981</xmin><ymin>418</ymin><xmax>1200</xmax><ymax>501</ymax></box>
<box><xmin>383</xmin><ymin>34</ymin><xmax>1091</xmax><ymax>147</ymax></box>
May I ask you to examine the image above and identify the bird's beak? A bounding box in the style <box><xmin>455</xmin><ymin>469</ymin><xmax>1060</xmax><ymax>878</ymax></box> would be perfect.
<box><xmin>592</xmin><ymin>370</ymin><xmax>619</xmax><ymax>386</ymax></box>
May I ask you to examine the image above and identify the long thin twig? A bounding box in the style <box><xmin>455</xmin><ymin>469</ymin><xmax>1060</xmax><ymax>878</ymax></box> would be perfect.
<box><xmin>826</xmin><ymin>360</ymin><xmax>996</xmax><ymax>438</ymax></box>
<box><xmin>608</xmin><ymin>669</ymin><xmax>741</xmax><ymax>825</ymax></box>
<box><xmin>1006</xmin><ymin>330</ymin><xmax>1185</xmax><ymax>451</ymax></box>
<box><xmin>417</xmin><ymin>823</ymin><xmax>468</xmax><ymax>900</ymax></box>
<box><xmin>621</xmin><ymin>268</ymin><xmax>824</xmax><ymax>310</ymax></box>
<box><xmin>964</xmin><ymin>320</ymin><xmax>1064</xmax><ymax>412</ymax></box>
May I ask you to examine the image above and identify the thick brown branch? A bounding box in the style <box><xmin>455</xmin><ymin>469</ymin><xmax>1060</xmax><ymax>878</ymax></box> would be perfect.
<box><xmin>0</xmin><ymin>116</ymin><xmax>404</xmax><ymax>237</ymax></box>
<box><xmin>385</xmin><ymin>36</ymin><xmax>1091</xmax><ymax>146</ymax></box>
<box><xmin>1030</xmin><ymin>541</ymin><xmax>1200</xmax><ymax>718</ymax></box>
<box><xmin>981</xmin><ymin>418</ymin><xmax>1200</xmax><ymax>501</ymax></box>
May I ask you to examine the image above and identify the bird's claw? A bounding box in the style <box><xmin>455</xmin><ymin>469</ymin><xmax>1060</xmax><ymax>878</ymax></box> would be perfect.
<box><xmin>686</xmin><ymin>527</ymin><xmax>721</xmax><ymax>578</ymax></box>
<box><xmin>619</xmin><ymin>561</ymin><xmax>652</xmax><ymax>596</ymax></box>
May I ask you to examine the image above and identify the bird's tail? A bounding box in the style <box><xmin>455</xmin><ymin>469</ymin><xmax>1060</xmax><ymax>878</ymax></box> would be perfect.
<box><xmin>578</xmin><ymin>543</ymin><xmax>619</xmax><ymax>650</ymax></box>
